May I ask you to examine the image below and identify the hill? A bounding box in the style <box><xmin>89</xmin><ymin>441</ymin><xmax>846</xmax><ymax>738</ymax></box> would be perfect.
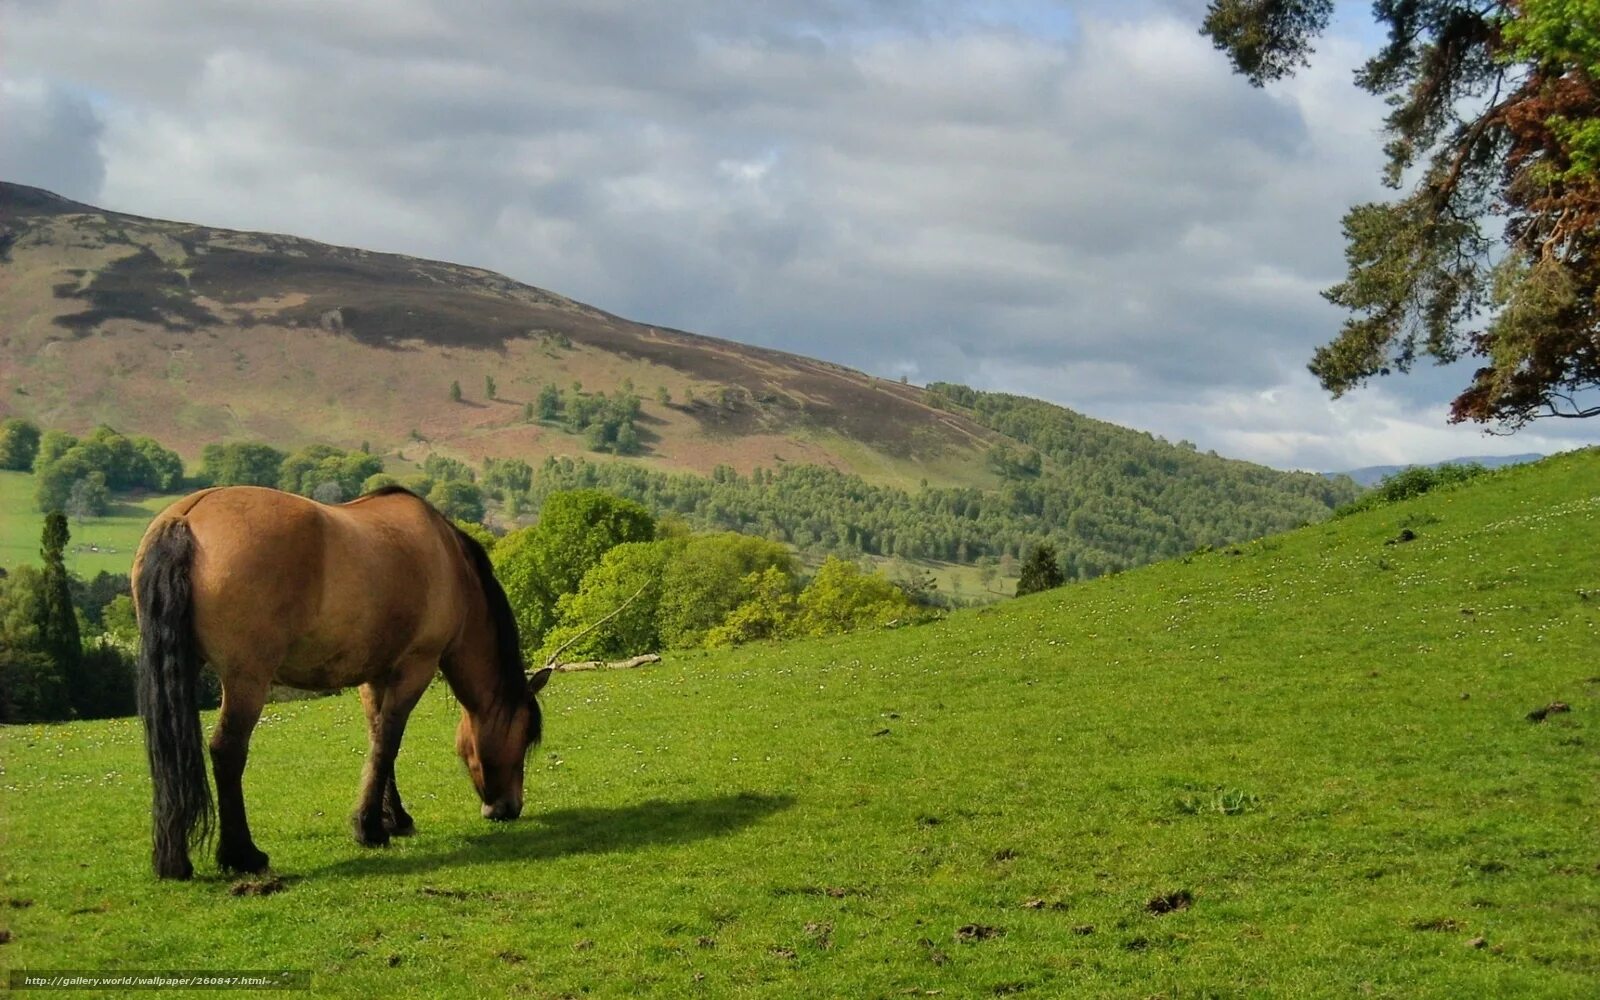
<box><xmin>0</xmin><ymin>183</ymin><xmax>1353</xmax><ymax>561</ymax></box>
<box><xmin>1</xmin><ymin>450</ymin><xmax>1594</xmax><ymax>997</ymax></box>
<box><xmin>0</xmin><ymin>181</ymin><xmax>999</xmax><ymax>485</ymax></box>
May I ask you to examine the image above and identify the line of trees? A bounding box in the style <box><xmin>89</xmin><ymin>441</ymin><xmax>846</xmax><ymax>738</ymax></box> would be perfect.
<box><xmin>486</xmin><ymin>489</ymin><xmax>918</xmax><ymax>662</ymax></box>
<box><xmin>511</xmin><ymin>442</ymin><xmax>1353</xmax><ymax>581</ymax></box>
<box><xmin>8</xmin><ymin>422</ymin><xmax>184</xmax><ymax>517</ymax></box>
<box><xmin>531</xmin><ymin>382</ymin><xmax>645</xmax><ymax>455</ymax></box>
<box><xmin>0</xmin><ymin>514</ymin><xmax>170</xmax><ymax>723</ymax></box>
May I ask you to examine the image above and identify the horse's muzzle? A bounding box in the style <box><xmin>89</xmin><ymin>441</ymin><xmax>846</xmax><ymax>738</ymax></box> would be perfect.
<box><xmin>482</xmin><ymin>799</ymin><xmax>522</xmax><ymax>821</ymax></box>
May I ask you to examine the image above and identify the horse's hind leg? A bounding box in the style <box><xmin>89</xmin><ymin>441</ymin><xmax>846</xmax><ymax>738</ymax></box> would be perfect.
<box><xmin>383</xmin><ymin>772</ymin><xmax>415</xmax><ymax>837</ymax></box>
<box><xmin>359</xmin><ymin>683</ymin><xmax>416</xmax><ymax>837</ymax></box>
<box><xmin>210</xmin><ymin>673</ymin><xmax>272</xmax><ymax>874</ymax></box>
<box><xmin>353</xmin><ymin>667</ymin><xmax>431</xmax><ymax>847</ymax></box>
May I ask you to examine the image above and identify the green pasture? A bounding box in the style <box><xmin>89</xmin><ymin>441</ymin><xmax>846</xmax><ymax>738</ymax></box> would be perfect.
<box><xmin>1</xmin><ymin>453</ymin><xmax>1597</xmax><ymax>997</ymax></box>
<box><xmin>0</xmin><ymin>471</ymin><xmax>182</xmax><ymax>578</ymax></box>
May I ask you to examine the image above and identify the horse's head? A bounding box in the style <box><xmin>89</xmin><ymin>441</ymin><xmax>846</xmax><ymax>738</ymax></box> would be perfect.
<box><xmin>456</xmin><ymin>665</ymin><xmax>553</xmax><ymax>820</ymax></box>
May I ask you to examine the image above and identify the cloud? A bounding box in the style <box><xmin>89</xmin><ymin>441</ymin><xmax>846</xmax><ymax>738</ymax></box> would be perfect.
<box><xmin>0</xmin><ymin>78</ymin><xmax>105</xmax><ymax>201</ymax></box>
<box><xmin>3</xmin><ymin>0</ymin><xmax>1595</xmax><ymax>469</ymax></box>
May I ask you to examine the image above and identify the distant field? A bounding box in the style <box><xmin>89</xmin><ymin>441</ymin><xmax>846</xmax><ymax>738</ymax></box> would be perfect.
<box><xmin>2</xmin><ymin>452</ymin><xmax>1595</xmax><ymax>997</ymax></box>
<box><xmin>0</xmin><ymin>470</ymin><xmax>181</xmax><ymax>577</ymax></box>
<box><xmin>865</xmin><ymin>555</ymin><xmax>1015</xmax><ymax>602</ymax></box>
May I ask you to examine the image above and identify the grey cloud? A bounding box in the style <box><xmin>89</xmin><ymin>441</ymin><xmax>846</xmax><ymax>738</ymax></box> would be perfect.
<box><xmin>0</xmin><ymin>80</ymin><xmax>105</xmax><ymax>201</ymax></box>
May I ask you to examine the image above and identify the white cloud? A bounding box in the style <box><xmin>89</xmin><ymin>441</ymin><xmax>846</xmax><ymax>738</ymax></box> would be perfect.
<box><xmin>3</xmin><ymin>0</ymin><xmax>1596</xmax><ymax>469</ymax></box>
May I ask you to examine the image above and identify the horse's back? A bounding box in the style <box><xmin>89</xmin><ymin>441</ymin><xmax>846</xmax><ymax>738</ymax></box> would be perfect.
<box><xmin>141</xmin><ymin>486</ymin><xmax>466</xmax><ymax>690</ymax></box>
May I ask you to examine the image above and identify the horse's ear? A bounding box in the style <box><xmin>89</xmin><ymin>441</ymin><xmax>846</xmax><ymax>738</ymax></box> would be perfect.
<box><xmin>527</xmin><ymin>665</ymin><xmax>554</xmax><ymax>697</ymax></box>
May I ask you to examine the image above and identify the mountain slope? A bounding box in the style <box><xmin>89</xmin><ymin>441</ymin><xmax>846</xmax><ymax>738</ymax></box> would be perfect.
<box><xmin>2</xmin><ymin>451</ymin><xmax>1595</xmax><ymax>996</ymax></box>
<box><xmin>0</xmin><ymin>182</ymin><xmax>1000</xmax><ymax>484</ymax></box>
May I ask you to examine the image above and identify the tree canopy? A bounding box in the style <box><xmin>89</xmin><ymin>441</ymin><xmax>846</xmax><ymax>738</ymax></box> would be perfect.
<box><xmin>490</xmin><ymin>489</ymin><xmax>656</xmax><ymax>652</ymax></box>
<box><xmin>1203</xmin><ymin>0</ymin><xmax>1600</xmax><ymax>427</ymax></box>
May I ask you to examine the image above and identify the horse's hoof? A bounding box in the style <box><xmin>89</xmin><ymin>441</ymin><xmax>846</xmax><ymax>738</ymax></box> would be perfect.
<box><xmin>156</xmin><ymin>857</ymin><xmax>194</xmax><ymax>881</ymax></box>
<box><xmin>352</xmin><ymin>815</ymin><xmax>390</xmax><ymax>848</ymax></box>
<box><xmin>218</xmin><ymin>845</ymin><xmax>270</xmax><ymax>874</ymax></box>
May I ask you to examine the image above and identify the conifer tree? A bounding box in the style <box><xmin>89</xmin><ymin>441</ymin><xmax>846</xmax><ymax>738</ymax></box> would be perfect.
<box><xmin>1015</xmin><ymin>543</ymin><xmax>1065</xmax><ymax>597</ymax></box>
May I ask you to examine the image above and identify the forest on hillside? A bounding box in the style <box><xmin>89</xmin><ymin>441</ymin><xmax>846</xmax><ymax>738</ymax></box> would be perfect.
<box><xmin>524</xmin><ymin>383</ymin><xmax>1356</xmax><ymax>579</ymax></box>
<box><xmin>3</xmin><ymin>395</ymin><xmax>1360</xmax><ymax>580</ymax></box>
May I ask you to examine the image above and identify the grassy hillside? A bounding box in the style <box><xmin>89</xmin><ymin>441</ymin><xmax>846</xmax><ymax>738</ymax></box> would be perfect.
<box><xmin>1</xmin><ymin>453</ymin><xmax>1595</xmax><ymax>995</ymax></box>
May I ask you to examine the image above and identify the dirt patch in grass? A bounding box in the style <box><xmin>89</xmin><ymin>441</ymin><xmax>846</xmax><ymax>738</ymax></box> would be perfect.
<box><xmin>955</xmin><ymin>924</ymin><xmax>1004</xmax><ymax>943</ymax></box>
<box><xmin>1146</xmin><ymin>890</ymin><xmax>1194</xmax><ymax>915</ymax></box>
<box><xmin>229</xmin><ymin>875</ymin><xmax>287</xmax><ymax>897</ymax></box>
<box><xmin>1411</xmin><ymin>917</ymin><xmax>1463</xmax><ymax>932</ymax></box>
<box><xmin>1526</xmin><ymin>701</ymin><xmax>1572</xmax><ymax>722</ymax></box>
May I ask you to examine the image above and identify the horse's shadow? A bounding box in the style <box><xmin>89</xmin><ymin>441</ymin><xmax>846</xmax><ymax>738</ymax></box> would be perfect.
<box><xmin>310</xmin><ymin>791</ymin><xmax>795</xmax><ymax>878</ymax></box>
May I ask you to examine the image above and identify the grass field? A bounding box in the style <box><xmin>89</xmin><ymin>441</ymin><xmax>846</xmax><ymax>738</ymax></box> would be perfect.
<box><xmin>0</xmin><ymin>471</ymin><xmax>184</xmax><ymax>578</ymax></box>
<box><xmin>1</xmin><ymin>453</ymin><xmax>1597</xmax><ymax>997</ymax></box>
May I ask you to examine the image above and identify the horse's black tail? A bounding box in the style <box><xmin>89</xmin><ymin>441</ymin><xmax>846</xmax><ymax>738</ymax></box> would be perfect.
<box><xmin>136</xmin><ymin>519</ymin><xmax>213</xmax><ymax>880</ymax></box>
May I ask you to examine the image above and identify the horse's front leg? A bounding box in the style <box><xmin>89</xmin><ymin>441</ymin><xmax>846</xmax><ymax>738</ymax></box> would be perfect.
<box><xmin>353</xmin><ymin>670</ymin><xmax>430</xmax><ymax>847</ymax></box>
<box><xmin>211</xmin><ymin>675</ymin><xmax>271</xmax><ymax>874</ymax></box>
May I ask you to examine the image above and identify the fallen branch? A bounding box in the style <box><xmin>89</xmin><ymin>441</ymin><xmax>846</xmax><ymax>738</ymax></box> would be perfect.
<box><xmin>552</xmin><ymin>654</ymin><xmax>662</xmax><ymax>673</ymax></box>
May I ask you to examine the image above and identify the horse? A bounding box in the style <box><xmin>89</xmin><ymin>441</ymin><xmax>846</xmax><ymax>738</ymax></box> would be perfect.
<box><xmin>131</xmin><ymin>484</ymin><xmax>552</xmax><ymax>880</ymax></box>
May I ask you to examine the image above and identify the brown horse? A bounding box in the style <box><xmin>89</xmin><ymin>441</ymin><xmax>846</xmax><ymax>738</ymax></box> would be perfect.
<box><xmin>132</xmin><ymin>485</ymin><xmax>551</xmax><ymax>880</ymax></box>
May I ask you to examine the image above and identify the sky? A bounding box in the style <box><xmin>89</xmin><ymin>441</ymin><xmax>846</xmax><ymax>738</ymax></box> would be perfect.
<box><xmin>4</xmin><ymin>0</ymin><xmax>1597</xmax><ymax>472</ymax></box>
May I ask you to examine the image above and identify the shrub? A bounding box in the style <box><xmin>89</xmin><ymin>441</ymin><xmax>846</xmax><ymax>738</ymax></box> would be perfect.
<box><xmin>1335</xmin><ymin>463</ymin><xmax>1490</xmax><ymax>517</ymax></box>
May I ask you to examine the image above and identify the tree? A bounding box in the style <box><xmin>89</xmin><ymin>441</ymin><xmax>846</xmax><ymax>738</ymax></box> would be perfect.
<box><xmin>655</xmin><ymin>533</ymin><xmax>795</xmax><ymax>648</ymax></box>
<box><xmin>279</xmin><ymin>444</ymin><xmax>383</xmax><ymax>498</ymax></box>
<box><xmin>1015</xmin><ymin>543</ymin><xmax>1065</xmax><ymax>597</ymax></box>
<box><xmin>614</xmin><ymin>420</ymin><xmax>642</xmax><ymax>456</ymax></box>
<box><xmin>65</xmin><ymin>471</ymin><xmax>110</xmax><ymax>520</ymax></box>
<box><xmin>0</xmin><ymin>418</ymin><xmax>41</xmax><ymax>471</ymax></box>
<box><xmin>453</xmin><ymin>519</ymin><xmax>499</xmax><ymax>555</ymax></box>
<box><xmin>423</xmin><ymin>454</ymin><xmax>476</xmax><ymax>483</ymax></box>
<box><xmin>537</xmin><ymin>383</ymin><xmax>562</xmax><ymax>420</ymax></box>
<box><xmin>100</xmin><ymin>594</ymin><xmax>140</xmax><ymax>646</ymax></box>
<box><xmin>482</xmin><ymin>457</ymin><xmax>533</xmax><ymax>498</ymax></box>
<box><xmin>71</xmin><ymin>570</ymin><xmax>131</xmax><ymax>630</ymax></box>
<box><xmin>485</xmin><ymin>374</ymin><xmax>497</xmax><ymax>399</ymax></box>
<box><xmin>199</xmin><ymin>441</ymin><xmax>285</xmax><ymax>487</ymax></box>
<box><xmin>0</xmin><ymin>642</ymin><xmax>63</xmax><ymax>722</ymax></box>
<box><xmin>362</xmin><ymin>472</ymin><xmax>400</xmax><ymax>494</ymax></box>
<box><xmin>1203</xmin><ymin>0</ymin><xmax>1600</xmax><ymax>427</ymax></box>
<box><xmin>33</xmin><ymin>450</ymin><xmax>88</xmax><ymax>514</ymax></box>
<box><xmin>38</xmin><ymin>513</ymin><xmax>83</xmax><ymax>714</ymax></box>
<box><xmin>491</xmin><ymin>490</ymin><xmax>656</xmax><ymax>651</ymax></box>
<box><xmin>0</xmin><ymin>566</ymin><xmax>68</xmax><ymax>721</ymax></box>
<box><xmin>35</xmin><ymin>429</ymin><xmax>76</xmax><ymax>469</ymax></box>
<box><xmin>132</xmin><ymin>436</ymin><xmax>184</xmax><ymax>490</ymax></box>
<box><xmin>793</xmin><ymin>558</ymin><xmax>911</xmax><ymax>637</ymax></box>
<box><xmin>541</xmin><ymin>541</ymin><xmax>673</xmax><ymax>660</ymax></box>
<box><xmin>75</xmin><ymin>638</ymin><xmax>137</xmax><ymax>720</ymax></box>
<box><xmin>705</xmin><ymin>565</ymin><xmax>799</xmax><ymax>647</ymax></box>
<box><xmin>427</xmin><ymin>480</ymin><xmax>486</xmax><ymax>522</ymax></box>
<box><xmin>450</xmin><ymin>379</ymin><xmax>463</xmax><ymax>402</ymax></box>
<box><xmin>311</xmin><ymin>480</ymin><xmax>346</xmax><ymax>504</ymax></box>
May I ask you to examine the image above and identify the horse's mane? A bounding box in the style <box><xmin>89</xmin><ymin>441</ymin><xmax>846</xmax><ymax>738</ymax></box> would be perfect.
<box><xmin>363</xmin><ymin>486</ymin><xmax>538</xmax><ymax>744</ymax></box>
